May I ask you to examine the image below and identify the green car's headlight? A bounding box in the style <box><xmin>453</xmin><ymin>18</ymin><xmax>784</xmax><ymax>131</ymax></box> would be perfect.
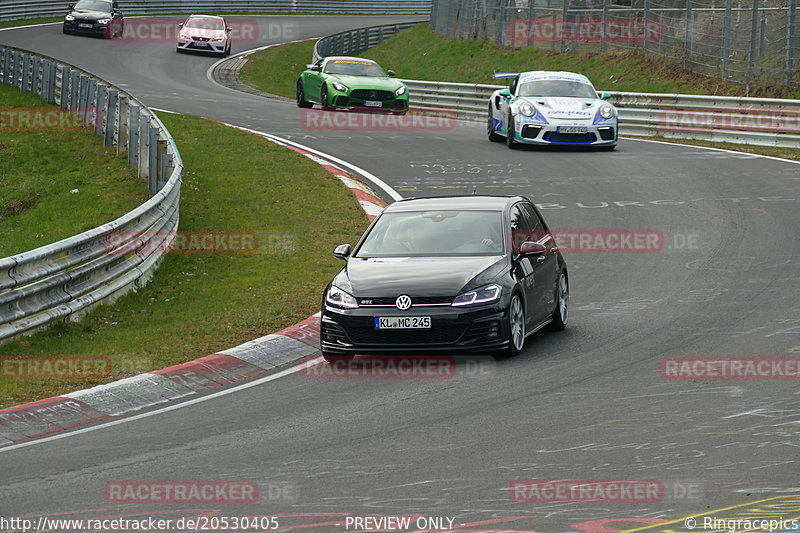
<box><xmin>332</xmin><ymin>82</ymin><xmax>349</xmax><ymax>93</ymax></box>
<box><xmin>599</xmin><ymin>104</ymin><xmax>614</xmax><ymax>119</ymax></box>
<box><xmin>395</xmin><ymin>85</ymin><xmax>407</xmax><ymax>97</ymax></box>
<box><xmin>520</xmin><ymin>102</ymin><xmax>535</xmax><ymax>117</ymax></box>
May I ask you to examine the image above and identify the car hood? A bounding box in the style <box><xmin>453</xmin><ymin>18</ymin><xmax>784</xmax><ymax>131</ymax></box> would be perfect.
<box><xmin>344</xmin><ymin>256</ymin><xmax>506</xmax><ymax>297</ymax></box>
<box><xmin>69</xmin><ymin>9</ymin><xmax>112</xmax><ymax>19</ymax></box>
<box><xmin>328</xmin><ymin>74</ymin><xmax>402</xmax><ymax>91</ymax></box>
<box><xmin>520</xmin><ymin>96</ymin><xmax>601</xmax><ymax>120</ymax></box>
<box><xmin>184</xmin><ymin>27</ymin><xmax>225</xmax><ymax>38</ymax></box>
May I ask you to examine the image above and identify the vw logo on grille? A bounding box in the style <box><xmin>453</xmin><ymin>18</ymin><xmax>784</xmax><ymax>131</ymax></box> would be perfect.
<box><xmin>395</xmin><ymin>295</ymin><xmax>412</xmax><ymax>310</ymax></box>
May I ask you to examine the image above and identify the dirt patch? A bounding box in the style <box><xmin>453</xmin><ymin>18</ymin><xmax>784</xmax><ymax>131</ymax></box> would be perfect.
<box><xmin>0</xmin><ymin>191</ymin><xmax>40</xmax><ymax>221</ymax></box>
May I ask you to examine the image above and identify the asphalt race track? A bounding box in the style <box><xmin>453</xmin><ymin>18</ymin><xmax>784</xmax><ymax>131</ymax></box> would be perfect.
<box><xmin>2</xmin><ymin>16</ymin><xmax>800</xmax><ymax>533</ymax></box>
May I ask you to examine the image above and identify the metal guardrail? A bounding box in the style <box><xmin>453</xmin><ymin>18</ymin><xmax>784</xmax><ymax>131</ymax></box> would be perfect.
<box><xmin>312</xmin><ymin>21</ymin><xmax>426</xmax><ymax>63</ymax></box>
<box><xmin>400</xmin><ymin>79</ymin><xmax>800</xmax><ymax>148</ymax></box>
<box><xmin>0</xmin><ymin>45</ymin><xmax>183</xmax><ymax>344</ymax></box>
<box><xmin>0</xmin><ymin>0</ymin><xmax>432</xmax><ymax>21</ymax></box>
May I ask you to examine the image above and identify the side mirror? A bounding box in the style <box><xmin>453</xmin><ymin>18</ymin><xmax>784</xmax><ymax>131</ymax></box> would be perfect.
<box><xmin>519</xmin><ymin>241</ymin><xmax>547</xmax><ymax>255</ymax></box>
<box><xmin>177</xmin><ymin>22</ymin><xmax>183</xmax><ymax>28</ymax></box>
<box><xmin>600</xmin><ymin>91</ymin><xmax>611</xmax><ymax>100</ymax></box>
<box><xmin>68</xmin><ymin>3</ymin><xmax>75</xmax><ymax>8</ymax></box>
<box><xmin>499</xmin><ymin>88</ymin><xmax>511</xmax><ymax>98</ymax></box>
<box><xmin>387</xmin><ymin>69</ymin><xmax>396</xmax><ymax>77</ymax></box>
<box><xmin>310</xmin><ymin>65</ymin><xmax>322</xmax><ymax>72</ymax></box>
<box><xmin>226</xmin><ymin>27</ymin><xmax>232</xmax><ymax>32</ymax></box>
<box><xmin>333</xmin><ymin>244</ymin><xmax>351</xmax><ymax>260</ymax></box>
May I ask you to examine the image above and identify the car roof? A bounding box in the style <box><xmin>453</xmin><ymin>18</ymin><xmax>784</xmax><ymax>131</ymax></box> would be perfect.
<box><xmin>518</xmin><ymin>71</ymin><xmax>592</xmax><ymax>84</ymax></box>
<box><xmin>383</xmin><ymin>195</ymin><xmax>527</xmax><ymax>213</ymax></box>
<box><xmin>323</xmin><ymin>56</ymin><xmax>378</xmax><ymax>64</ymax></box>
<box><xmin>187</xmin><ymin>14</ymin><xmax>225</xmax><ymax>21</ymax></box>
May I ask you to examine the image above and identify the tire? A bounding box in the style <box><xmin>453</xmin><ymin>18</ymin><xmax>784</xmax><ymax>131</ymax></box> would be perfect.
<box><xmin>321</xmin><ymin>84</ymin><xmax>330</xmax><ymax>109</ymax></box>
<box><xmin>502</xmin><ymin>293</ymin><xmax>525</xmax><ymax>356</ymax></box>
<box><xmin>488</xmin><ymin>105</ymin><xmax>502</xmax><ymax>142</ymax></box>
<box><xmin>322</xmin><ymin>352</ymin><xmax>355</xmax><ymax>363</ymax></box>
<box><xmin>506</xmin><ymin>112</ymin><xmax>518</xmax><ymax>149</ymax></box>
<box><xmin>548</xmin><ymin>272</ymin><xmax>569</xmax><ymax>331</ymax></box>
<box><xmin>296</xmin><ymin>80</ymin><xmax>313</xmax><ymax>108</ymax></box>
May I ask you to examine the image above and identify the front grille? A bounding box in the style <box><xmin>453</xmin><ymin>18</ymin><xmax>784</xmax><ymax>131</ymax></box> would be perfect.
<box><xmin>350</xmin><ymin>89</ymin><xmax>395</xmax><ymax>101</ymax></box>
<box><xmin>192</xmin><ymin>36</ymin><xmax>211</xmax><ymax>42</ymax></box>
<box><xmin>598</xmin><ymin>127</ymin><xmax>615</xmax><ymax>140</ymax></box>
<box><xmin>545</xmin><ymin>132</ymin><xmax>597</xmax><ymax>143</ymax></box>
<box><xmin>359</xmin><ymin>296</ymin><xmax>452</xmax><ymax>307</ymax></box>
<box><xmin>346</xmin><ymin>326</ymin><xmax>465</xmax><ymax>345</ymax></box>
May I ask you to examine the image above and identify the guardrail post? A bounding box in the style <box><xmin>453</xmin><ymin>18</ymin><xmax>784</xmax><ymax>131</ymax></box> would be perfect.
<box><xmin>1</xmin><ymin>49</ymin><xmax>10</xmax><ymax>85</ymax></box>
<box><xmin>40</xmin><ymin>60</ymin><xmax>51</xmax><ymax>102</ymax></box>
<box><xmin>59</xmin><ymin>65</ymin><xmax>70</xmax><ymax>107</ymax></box>
<box><xmin>128</xmin><ymin>104</ymin><xmax>139</xmax><ymax>167</ymax></box>
<box><xmin>86</xmin><ymin>79</ymin><xmax>98</xmax><ymax>129</ymax></box>
<box><xmin>21</xmin><ymin>54</ymin><xmax>30</xmax><ymax>92</ymax></box>
<box><xmin>48</xmin><ymin>62</ymin><xmax>57</xmax><ymax>103</ymax></box>
<box><xmin>148</xmin><ymin>126</ymin><xmax>159</xmax><ymax>193</ymax></box>
<box><xmin>336</xmin><ymin>34</ymin><xmax>343</xmax><ymax>54</ymax></box>
<box><xmin>31</xmin><ymin>56</ymin><xmax>41</xmax><ymax>96</ymax></box>
<box><xmin>139</xmin><ymin>113</ymin><xmax>150</xmax><ymax>182</ymax></box>
<box><xmin>378</xmin><ymin>25</ymin><xmax>384</xmax><ymax>44</ymax></box>
<box><xmin>70</xmin><ymin>70</ymin><xmax>80</xmax><ymax>110</ymax></box>
<box><xmin>349</xmin><ymin>30</ymin><xmax>356</xmax><ymax>54</ymax></box>
<box><xmin>11</xmin><ymin>51</ymin><xmax>20</xmax><ymax>88</ymax></box>
<box><xmin>157</xmin><ymin>139</ymin><xmax>168</xmax><ymax>189</ymax></box>
<box><xmin>105</xmin><ymin>90</ymin><xmax>118</xmax><ymax>147</ymax></box>
<box><xmin>161</xmin><ymin>153</ymin><xmax>174</xmax><ymax>189</ymax></box>
<box><xmin>118</xmin><ymin>95</ymin><xmax>129</xmax><ymax>155</ymax></box>
<box><xmin>94</xmin><ymin>84</ymin><xmax>106</xmax><ymax>135</ymax></box>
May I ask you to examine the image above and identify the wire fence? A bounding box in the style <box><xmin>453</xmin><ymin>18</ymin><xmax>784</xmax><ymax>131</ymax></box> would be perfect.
<box><xmin>430</xmin><ymin>0</ymin><xmax>799</xmax><ymax>91</ymax></box>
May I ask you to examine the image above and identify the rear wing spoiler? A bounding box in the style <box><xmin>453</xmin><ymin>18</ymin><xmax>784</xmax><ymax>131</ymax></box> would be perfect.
<box><xmin>492</xmin><ymin>71</ymin><xmax>519</xmax><ymax>79</ymax></box>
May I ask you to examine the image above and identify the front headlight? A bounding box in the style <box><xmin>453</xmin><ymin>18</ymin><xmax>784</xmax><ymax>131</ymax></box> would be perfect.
<box><xmin>332</xmin><ymin>82</ymin><xmax>349</xmax><ymax>93</ymax></box>
<box><xmin>519</xmin><ymin>102</ymin><xmax>535</xmax><ymax>117</ymax></box>
<box><xmin>452</xmin><ymin>284</ymin><xmax>502</xmax><ymax>307</ymax></box>
<box><xmin>326</xmin><ymin>285</ymin><xmax>359</xmax><ymax>309</ymax></box>
<box><xmin>211</xmin><ymin>35</ymin><xmax>224</xmax><ymax>42</ymax></box>
<box><xmin>65</xmin><ymin>14</ymin><xmax>75</xmax><ymax>21</ymax></box>
<box><xmin>179</xmin><ymin>31</ymin><xmax>189</xmax><ymax>39</ymax></box>
<box><xmin>395</xmin><ymin>85</ymin><xmax>406</xmax><ymax>96</ymax></box>
<box><xmin>599</xmin><ymin>104</ymin><xmax>614</xmax><ymax>119</ymax></box>
<box><xmin>98</xmin><ymin>18</ymin><xmax>111</xmax><ymax>24</ymax></box>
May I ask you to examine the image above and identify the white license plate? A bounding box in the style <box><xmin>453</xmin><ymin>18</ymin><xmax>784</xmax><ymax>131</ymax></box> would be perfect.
<box><xmin>558</xmin><ymin>126</ymin><xmax>587</xmax><ymax>134</ymax></box>
<box><xmin>375</xmin><ymin>316</ymin><xmax>431</xmax><ymax>329</ymax></box>
<box><xmin>78</xmin><ymin>23</ymin><xmax>93</xmax><ymax>28</ymax></box>
<box><xmin>364</xmin><ymin>100</ymin><xmax>382</xmax><ymax>107</ymax></box>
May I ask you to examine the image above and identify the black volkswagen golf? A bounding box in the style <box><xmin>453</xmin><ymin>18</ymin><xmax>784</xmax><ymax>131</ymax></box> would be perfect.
<box><xmin>320</xmin><ymin>195</ymin><xmax>568</xmax><ymax>361</ymax></box>
<box><xmin>63</xmin><ymin>0</ymin><xmax>123</xmax><ymax>39</ymax></box>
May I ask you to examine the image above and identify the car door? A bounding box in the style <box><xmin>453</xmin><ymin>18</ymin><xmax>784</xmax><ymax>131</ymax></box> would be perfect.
<box><xmin>520</xmin><ymin>202</ymin><xmax>559</xmax><ymax>320</ymax></box>
<box><xmin>508</xmin><ymin>204</ymin><xmax>541</xmax><ymax>326</ymax></box>
<box><xmin>493</xmin><ymin>74</ymin><xmax>518</xmax><ymax>135</ymax></box>
<box><xmin>306</xmin><ymin>59</ymin><xmax>325</xmax><ymax>102</ymax></box>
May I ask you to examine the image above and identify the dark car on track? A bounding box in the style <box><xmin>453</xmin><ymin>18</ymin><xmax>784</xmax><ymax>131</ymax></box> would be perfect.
<box><xmin>320</xmin><ymin>195</ymin><xmax>569</xmax><ymax>361</ymax></box>
<box><xmin>63</xmin><ymin>0</ymin><xmax>123</xmax><ymax>39</ymax></box>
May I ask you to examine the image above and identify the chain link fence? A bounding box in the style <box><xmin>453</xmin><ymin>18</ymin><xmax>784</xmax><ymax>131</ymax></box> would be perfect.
<box><xmin>430</xmin><ymin>0</ymin><xmax>798</xmax><ymax>91</ymax></box>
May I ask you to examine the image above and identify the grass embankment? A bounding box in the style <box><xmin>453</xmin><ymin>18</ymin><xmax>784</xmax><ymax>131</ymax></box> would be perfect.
<box><xmin>0</xmin><ymin>83</ymin><xmax>144</xmax><ymax>258</ymax></box>
<box><xmin>0</xmin><ymin>108</ymin><xmax>368</xmax><ymax>409</ymax></box>
<box><xmin>241</xmin><ymin>23</ymin><xmax>800</xmax><ymax>161</ymax></box>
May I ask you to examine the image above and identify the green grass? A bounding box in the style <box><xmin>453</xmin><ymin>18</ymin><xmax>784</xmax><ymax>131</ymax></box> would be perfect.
<box><xmin>0</xmin><ymin>112</ymin><xmax>369</xmax><ymax>409</ymax></box>
<box><xmin>0</xmin><ymin>84</ymin><xmax>145</xmax><ymax>258</ymax></box>
<box><xmin>0</xmin><ymin>17</ymin><xmax>61</xmax><ymax>29</ymax></box>
<box><xmin>239</xmin><ymin>39</ymin><xmax>317</xmax><ymax>100</ymax></box>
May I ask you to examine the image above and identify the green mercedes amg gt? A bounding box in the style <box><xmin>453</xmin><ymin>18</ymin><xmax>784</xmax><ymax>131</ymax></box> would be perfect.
<box><xmin>297</xmin><ymin>56</ymin><xmax>409</xmax><ymax>115</ymax></box>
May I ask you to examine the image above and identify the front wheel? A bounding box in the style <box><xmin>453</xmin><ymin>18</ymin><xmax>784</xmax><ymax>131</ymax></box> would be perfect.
<box><xmin>320</xmin><ymin>85</ymin><xmax>330</xmax><ymax>109</ymax></box>
<box><xmin>488</xmin><ymin>105</ymin><xmax>502</xmax><ymax>142</ymax></box>
<box><xmin>296</xmin><ymin>80</ymin><xmax>313</xmax><ymax>108</ymax></box>
<box><xmin>506</xmin><ymin>112</ymin><xmax>518</xmax><ymax>149</ymax></box>
<box><xmin>502</xmin><ymin>293</ymin><xmax>525</xmax><ymax>356</ymax></box>
<box><xmin>549</xmin><ymin>272</ymin><xmax>569</xmax><ymax>330</ymax></box>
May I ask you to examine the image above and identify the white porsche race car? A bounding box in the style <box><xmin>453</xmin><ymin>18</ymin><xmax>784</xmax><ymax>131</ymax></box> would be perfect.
<box><xmin>488</xmin><ymin>71</ymin><xmax>617</xmax><ymax>150</ymax></box>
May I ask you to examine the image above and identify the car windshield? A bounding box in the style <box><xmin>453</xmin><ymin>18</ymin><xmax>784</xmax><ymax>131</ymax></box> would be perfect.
<box><xmin>518</xmin><ymin>80</ymin><xmax>598</xmax><ymax>99</ymax></box>
<box><xmin>74</xmin><ymin>0</ymin><xmax>112</xmax><ymax>11</ymax></box>
<box><xmin>355</xmin><ymin>210</ymin><xmax>505</xmax><ymax>257</ymax></box>
<box><xmin>185</xmin><ymin>17</ymin><xmax>225</xmax><ymax>31</ymax></box>
<box><xmin>324</xmin><ymin>60</ymin><xmax>387</xmax><ymax>77</ymax></box>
